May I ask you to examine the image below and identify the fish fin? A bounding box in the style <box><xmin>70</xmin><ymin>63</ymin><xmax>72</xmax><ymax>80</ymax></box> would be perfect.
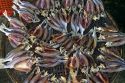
<box><xmin>12</xmin><ymin>5</ymin><xmax>18</xmax><ymax>12</ymax></box>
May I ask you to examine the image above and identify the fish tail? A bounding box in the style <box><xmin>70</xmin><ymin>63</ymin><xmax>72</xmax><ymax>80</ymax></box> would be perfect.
<box><xmin>12</xmin><ymin>5</ymin><xmax>18</xmax><ymax>12</ymax></box>
<box><xmin>3</xmin><ymin>10</ymin><xmax>11</xmax><ymax>21</ymax></box>
<box><xmin>0</xmin><ymin>23</ymin><xmax>10</xmax><ymax>35</ymax></box>
<box><xmin>13</xmin><ymin>0</ymin><xmax>20</xmax><ymax>4</ymax></box>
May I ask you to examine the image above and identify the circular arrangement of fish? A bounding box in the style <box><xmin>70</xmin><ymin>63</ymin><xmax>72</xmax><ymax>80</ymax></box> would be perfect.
<box><xmin>1</xmin><ymin>0</ymin><xmax>125</xmax><ymax>83</ymax></box>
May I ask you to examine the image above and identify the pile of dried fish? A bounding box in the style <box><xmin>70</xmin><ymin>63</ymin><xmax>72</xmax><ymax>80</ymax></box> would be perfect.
<box><xmin>0</xmin><ymin>0</ymin><xmax>125</xmax><ymax>82</ymax></box>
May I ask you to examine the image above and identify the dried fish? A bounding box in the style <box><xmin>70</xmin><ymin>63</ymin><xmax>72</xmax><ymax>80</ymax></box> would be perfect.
<box><xmin>35</xmin><ymin>46</ymin><xmax>61</xmax><ymax>58</ymax></box>
<box><xmin>0</xmin><ymin>24</ymin><xmax>26</xmax><ymax>47</ymax></box>
<box><xmin>105</xmin><ymin>35</ymin><xmax>125</xmax><ymax>47</ymax></box>
<box><xmin>71</xmin><ymin>13</ymin><xmax>80</xmax><ymax>33</ymax></box>
<box><xmin>24</xmin><ymin>69</ymin><xmax>36</xmax><ymax>83</ymax></box>
<box><xmin>4</xmin><ymin>55</ymin><xmax>33</xmax><ymax>72</ymax></box>
<box><xmin>85</xmin><ymin>0</ymin><xmax>94</xmax><ymax>14</ymax></box>
<box><xmin>52</xmin><ymin>34</ymin><xmax>67</xmax><ymax>44</ymax></box>
<box><xmin>91</xmin><ymin>72</ymin><xmax>109</xmax><ymax>83</ymax></box>
<box><xmin>98</xmin><ymin>47</ymin><xmax>125</xmax><ymax>72</ymax></box>
<box><xmin>106</xmin><ymin>39</ymin><xmax>125</xmax><ymax>47</ymax></box>
<box><xmin>13</xmin><ymin>0</ymin><xmax>40</xmax><ymax>14</ymax></box>
<box><xmin>28</xmin><ymin>23</ymin><xmax>52</xmax><ymax>42</ymax></box>
<box><xmin>30</xmin><ymin>73</ymin><xmax>41</xmax><ymax>83</ymax></box>
<box><xmin>99</xmin><ymin>47</ymin><xmax>123</xmax><ymax>62</ymax></box>
<box><xmin>68</xmin><ymin>50</ymin><xmax>89</xmax><ymax>71</ymax></box>
<box><xmin>0</xmin><ymin>23</ymin><xmax>26</xmax><ymax>35</ymax></box>
<box><xmin>96</xmin><ymin>30</ymin><xmax>125</xmax><ymax>46</ymax></box>
<box><xmin>63</xmin><ymin>0</ymin><xmax>73</xmax><ymax>8</ymax></box>
<box><xmin>103</xmin><ymin>60</ymin><xmax>125</xmax><ymax>72</ymax></box>
<box><xmin>4</xmin><ymin>50</ymin><xmax>27</xmax><ymax>62</ymax></box>
<box><xmin>35</xmin><ymin>0</ymin><xmax>53</xmax><ymax>9</ymax></box>
<box><xmin>79</xmin><ymin>11</ymin><xmax>92</xmax><ymax>33</ymax></box>
<box><xmin>0</xmin><ymin>0</ymin><xmax>125</xmax><ymax>83</ymax></box>
<box><xmin>3</xmin><ymin>11</ymin><xmax>26</xmax><ymax>30</ymax></box>
<box><xmin>48</xmin><ymin>13</ymin><xmax>67</xmax><ymax>33</ymax></box>
<box><xmin>12</xmin><ymin>5</ymin><xmax>40</xmax><ymax>23</ymax></box>
<box><xmin>14</xmin><ymin>59</ymin><xmax>33</xmax><ymax>72</ymax></box>
<box><xmin>92</xmin><ymin>0</ymin><xmax>104</xmax><ymax>13</ymax></box>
